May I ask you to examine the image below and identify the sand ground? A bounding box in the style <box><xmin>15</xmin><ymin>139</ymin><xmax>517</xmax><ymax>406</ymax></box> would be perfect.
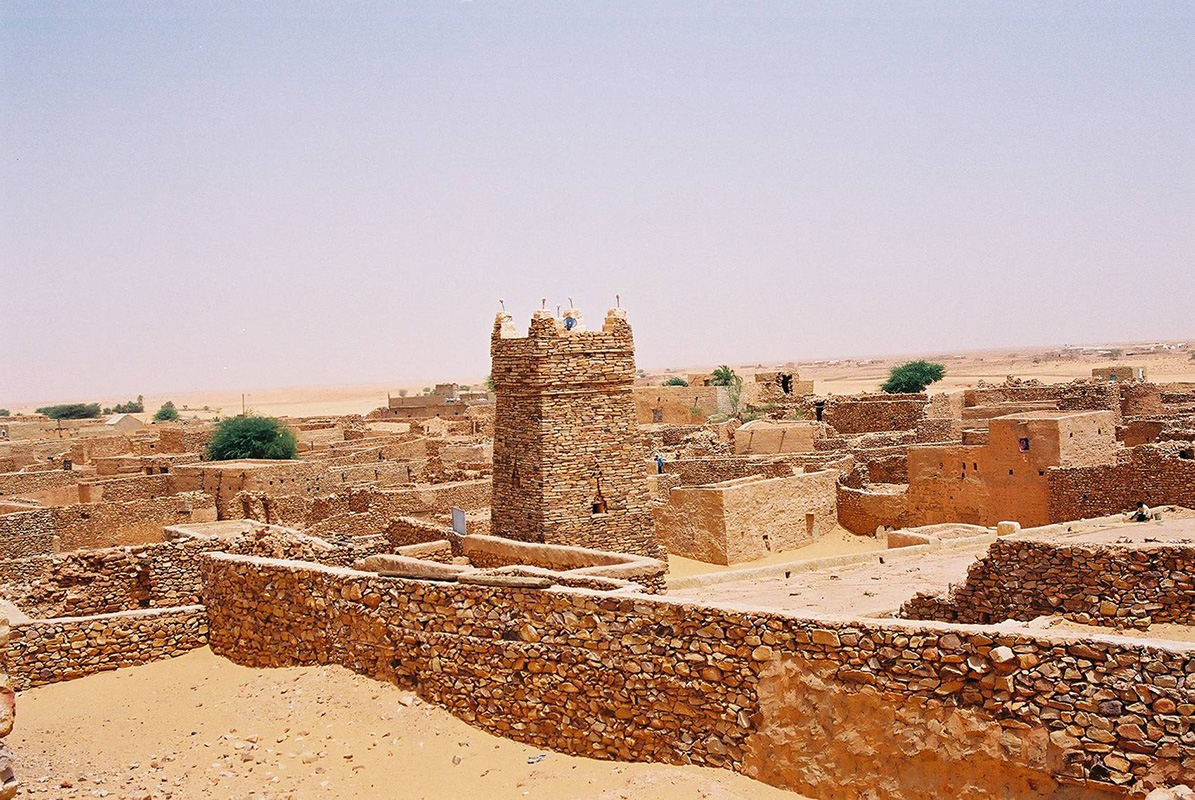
<box><xmin>11</xmin><ymin>648</ymin><xmax>806</xmax><ymax>800</ymax></box>
<box><xmin>10</xmin><ymin>342</ymin><xmax>1191</xmax><ymax>419</ymax></box>
<box><xmin>671</xmin><ymin>545</ymin><xmax>985</xmax><ymax>617</ymax></box>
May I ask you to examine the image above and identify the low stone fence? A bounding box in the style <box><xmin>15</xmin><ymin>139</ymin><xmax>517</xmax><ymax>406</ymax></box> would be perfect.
<box><xmin>202</xmin><ymin>552</ymin><xmax>1195</xmax><ymax>799</ymax></box>
<box><xmin>5</xmin><ymin>606</ymin><xmax>207</xmax><ymax>689</ymax></box>
<box><xmin>900</xmin><ymin>537</ymin><xmax>1195</xmax><ymax>629</ymax></box>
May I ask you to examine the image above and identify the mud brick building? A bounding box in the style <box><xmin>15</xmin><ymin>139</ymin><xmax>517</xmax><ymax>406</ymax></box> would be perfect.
<box><xmin>490</xmin><ymin>307</ymin><xmax>660</xmax><ymax>558</ymax></box>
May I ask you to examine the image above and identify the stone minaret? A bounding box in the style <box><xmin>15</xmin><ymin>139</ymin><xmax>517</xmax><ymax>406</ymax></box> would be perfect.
<box><xmin>489</xmin><ymin>306</ymin><xmax>660</xmax><ymax>558</ymax></box>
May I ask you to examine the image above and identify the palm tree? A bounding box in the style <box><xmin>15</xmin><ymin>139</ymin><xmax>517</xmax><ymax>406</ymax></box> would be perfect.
<box><xmin>710</xmin><ymin>365</ymin><xmax>738</xmax><ymax>387</ymax></box>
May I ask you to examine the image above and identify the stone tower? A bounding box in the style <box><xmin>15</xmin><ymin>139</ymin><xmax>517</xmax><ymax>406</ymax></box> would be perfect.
<box><xmin>490</xmin><ymin>306</ymin><xmax>660</xmax><ymax>558</ymax></box>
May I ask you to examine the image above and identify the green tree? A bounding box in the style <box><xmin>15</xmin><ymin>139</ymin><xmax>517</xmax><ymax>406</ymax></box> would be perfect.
<box><xmin>206</xmin><ymin>415</ymin><xmax>298</xmax><ymax>461</ymax></box>
<box><xmin>112</xmin><ymin>397</ymin><xmax>145</xmax><ymax>413</ymax></box>
<box><xmin>881</xmin><ymin>360</ymin><xmax>946</xmax><ymax>394</ymax></box>
<box><xmin>710</xmin><ymin>365</ymin><xmax>738</xmax><ymax>387</ymax></box>
<box><xmin>36</xmin><ymin>403</ymin><xmax>102</xmax><ymax>420</ymax></box>
<box><xmin>663</xmin><ymin>377</ymin><xmax>689</xmax><ymax>386</ymax></box>
<box><xmin>710</xmin><ymin>365</ymin><xmax>744</xmax><ymax>413</ymax></box>
<box><xmin>0</xmin><ymin>409</ymin><xmax>9</xmax><ymax>417</ymax></box>
<box><xmin>484</xmin><ymin>374</ymin><xmax>495</xmax><ymax>392</ymax></box>
<box><xmin>153</xmin><ymin>402</ymin><xmax>180</xmax><ymax>422</ymax></box>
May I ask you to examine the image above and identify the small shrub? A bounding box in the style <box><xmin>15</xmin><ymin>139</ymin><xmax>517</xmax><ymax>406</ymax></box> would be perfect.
<box><xmin>206</xmin><ymin>415</ymin><xmax>297</xmax><ymax>461</ymax></box>
<box><xmin>881</xmin><ymin>361</ymin><xmax>946</xmax><ymax>394</ymax></box>
<box><xmin>664</xmin><ymin>377</ymin><xmax>689</xmax><ymax>387</ymax></box>
<box><xmin>0</xmin><ymin>409</ymin><xmax>9</xmax><ymax>417</ymax></box>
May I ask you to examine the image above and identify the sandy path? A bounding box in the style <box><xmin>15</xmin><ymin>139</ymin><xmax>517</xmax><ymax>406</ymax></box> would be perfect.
<box><xmin>11</xmin><ymin>648</ymin><xmax>807</xmax><ymax>800</ymax></box>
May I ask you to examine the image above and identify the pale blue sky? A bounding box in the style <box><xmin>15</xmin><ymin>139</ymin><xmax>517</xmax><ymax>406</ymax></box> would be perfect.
<box><xmin>3</xmin><ymin>2</ymin><xmax>1193</xmax><ymax>404</ymax></box>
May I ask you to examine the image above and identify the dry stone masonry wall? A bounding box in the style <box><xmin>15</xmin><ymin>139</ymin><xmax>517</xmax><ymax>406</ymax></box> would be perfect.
<box><xmin>201</xmin><ymin>552</ymin><xmax>1195</xmax><ymax>799</ymax></box>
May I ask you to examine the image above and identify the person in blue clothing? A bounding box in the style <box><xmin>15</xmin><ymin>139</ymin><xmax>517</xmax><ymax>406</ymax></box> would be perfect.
<box><xmin>655</xmin><ymin>453</ymin><xmax>665</xmax><ymax>474</ymax></box>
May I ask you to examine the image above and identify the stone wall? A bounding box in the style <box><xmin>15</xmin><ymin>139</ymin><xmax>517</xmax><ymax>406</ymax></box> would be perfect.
<box><xmin>1048</xmin><ymin>445</ymin><xmax>1195</xmax><ymax>522</ymax></box>
<box><xmin>0</xmin><ymin>468</ymin><xmax>79</xmax><ymax>499</ymax></box>
<box><xmin>0</xmin><ymin>510</ymin><xmax>55</xmax><ymax>559</ymax></box>
<box><xmin>654</xmin><ymin>471</ymin><xmax>837</xmax><ymax>564</ymax></box>
<box><xmin>836</xmin><ymin>483</ymin><xmax>909</xmax><ymax>534</ymax></box>
<box><xmin>202</xmin><ymin>552</ymin><xmax>1195</xmax><ymax>798</ymax></box>
<box><xmin>5</xmin><ymin>606</ymin><xmax>207</xmax><ymax>690</ymax></box>
<box><xmin>385</xmin><ymin>517</ymin><xmax>463</xmax><ymax>552</ymax></box>
<box><xmin>83</xmin><ymin>473</ymin><xmax>173</xmax><ymax>502</ymax></box>
<box><xmin>632</xmin><ymin>386</ymin><xmax>728</xmax><ymax>425</ymax></box>
<box><xmin>822</xmin><ymin>395</ymin><xmax>928</xmax><ymax>434</ymax></box>
<box><xmin>900</xmin><ymin>537</ymin><xmax>1195</xmax><ymax>630</ymax></box>
<box><xmin>1058</xmin><ymin>383</ymin><xmax>1121</xmax><ymax>420</ymax></box>
<box><xmin>491</xmin><ymin>308</ymin><xmax>658</xmax><ymax>557</ymax></box>
<box><xmin>0</xmin><ymin>492</ymin><xmax>218</xmax><ymax>555</ymax></box>
<box><xmin>661</xmin><ymin>455</ymin><xmax>815</xmax><ymax>485</ymax></box>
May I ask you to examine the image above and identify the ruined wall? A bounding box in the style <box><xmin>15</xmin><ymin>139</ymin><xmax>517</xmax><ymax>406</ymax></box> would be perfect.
<box><xmin>363</xmin><ymin>480</ymin><xmax>491</xmax><ymax>518</ymax></box>
<box><xmin>1120</xmin><ymin>384</ymin><xmax>1165</xmax><ymax>417</ymax></box>
<box><xmin>632</xmin><ymin>386</ymin><xmax>728</xmax><ymax>425</ymax></box>
<box><xmin>0</xmin><ymin>468</ymin><xmax>79</xmax><ymax>499</ymax></box>
<box><xmin>822</xmin><ymin>395</ymin><xmax>927</xmax><ymax>434</ymax></box>
<box><xmin>5</xmin><ymin>607</ymin><xmax>207</xmax><ymax>690</ymax></box>
<box><xmin>156</xmin><ymin>426</ymin><xmax>213</xmax><ymax>454</ymax></box>
<box><xmin>202</xmin><ymin>552</ymin><xmax>1195</xmax><ymax>798</ymax></box>
<box><xmin>491</xmin><ymin>309</ymin><xmax>658</xmax><ymax>557</ymax></box>
<box><xmin>83</xmin><ymin>473</ymin><xmax>173</xmax><ymax>502</ymax></box>
<box><xmin>900</xmin><ymin>538</ymin><xmax>1195</xmax><ymax>630</ymax></box>
<box><xmin>385</xmin><ymin>517</ymin><xmax>463</xmax><ymax>552</ymax></box>
<box><xmin>47</xmin><ymin>492</ymin><xmax>216</xmax><ymax>551</ymax></box>
<box><xmin>836</xmin><ymin>483</ymin><xmax>909</xmax><ymax>535</ymax></box>
<box><xmin>67</xmin><ymin>435</ymin><xmax>132</xmax><ymax>464</ymax></box>
<box><xmin>659</xmin><ymin>452</ymin><xmax>807</xmax><ymax>483</ymax></box>
<box><xmin>1048</xmin><ymin>445</ymin><xmax>1195</xmax><ymax>521</ymax></box>
<box><xmin>1058</xmin><ymin>383</ymin><xmax>1121</xmax><ymax>420</ymax></box>
<box><xmin>732</xmin><ymin>421</ymin><xmax>828</xmax><ymax>455</ymax></box>
<box><xmin>654</xmin><ymin>471</ymin><xmax>837</xmax><ymax>564</ymax></box>
<box><xmin>0</xmin><ymin>510</ymin><xmax>55</xmax><ymax>559</ymax></box>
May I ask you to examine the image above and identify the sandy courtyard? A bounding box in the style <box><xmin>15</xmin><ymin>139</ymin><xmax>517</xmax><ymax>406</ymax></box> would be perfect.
<box><xmin>671</xmin><ymin>546</ymin><xmax>986</xmax><ymax>617</ymax></box>
<box><xmin>11</xmin><ymin>648</ymin><xmax>806</xmax><ymax>800</ymax></box>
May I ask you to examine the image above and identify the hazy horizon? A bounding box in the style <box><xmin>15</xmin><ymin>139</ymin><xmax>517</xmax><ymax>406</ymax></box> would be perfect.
<box><xmin>4</xmin><ymin>2</ymin><xmax>1193</xmax><ymax>405</ymax></box>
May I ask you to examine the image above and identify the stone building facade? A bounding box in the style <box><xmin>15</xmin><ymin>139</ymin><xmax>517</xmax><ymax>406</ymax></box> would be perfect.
<box><xmin>490</xmin><ymin>308</ymin><xmax>660</xmax><ymax>557</ymax></box>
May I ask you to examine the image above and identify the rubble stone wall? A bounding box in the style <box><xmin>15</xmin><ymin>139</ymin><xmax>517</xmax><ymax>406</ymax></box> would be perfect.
<box><xmin>84</xmin><ymin>473</ymin><xmax>173</xmax><ymax>502</ymax></box>
<box><xmin>0</xmin><ymin>510</ymin><xmax>55</xmax><ymax>559</ymax></box>
<box><xmin>5</xmin><ymin>606</ymin><xmax>207</xmax><ymax>690</ymax></box>
<box><xmin>1048</xmin><ymin>446</ymin><xmax>1195</xmax><ymax>522</ymax></box>
<box><xmin>201</xmin><ymin>552</ymin><xmax>1195</xmax><ymax>798</ymax></box>
<box><xmin>836</xmin><ymin>483</ymin><xmax>909</xmax><ymax>534</ymax></box>
<box><xmin>0</xmin><ymin>469</ymin><xmax>81</xmax><ymax>499</ymax></box>
<box><xmin>823</xmin><ymin>396</ymin><xmax>927</xmax><ymax>434</ymax></box>
<box><xmin>900</xmin><ymin>538</ymin><xmax>1195</xmax><ymax>630</ymax></box>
